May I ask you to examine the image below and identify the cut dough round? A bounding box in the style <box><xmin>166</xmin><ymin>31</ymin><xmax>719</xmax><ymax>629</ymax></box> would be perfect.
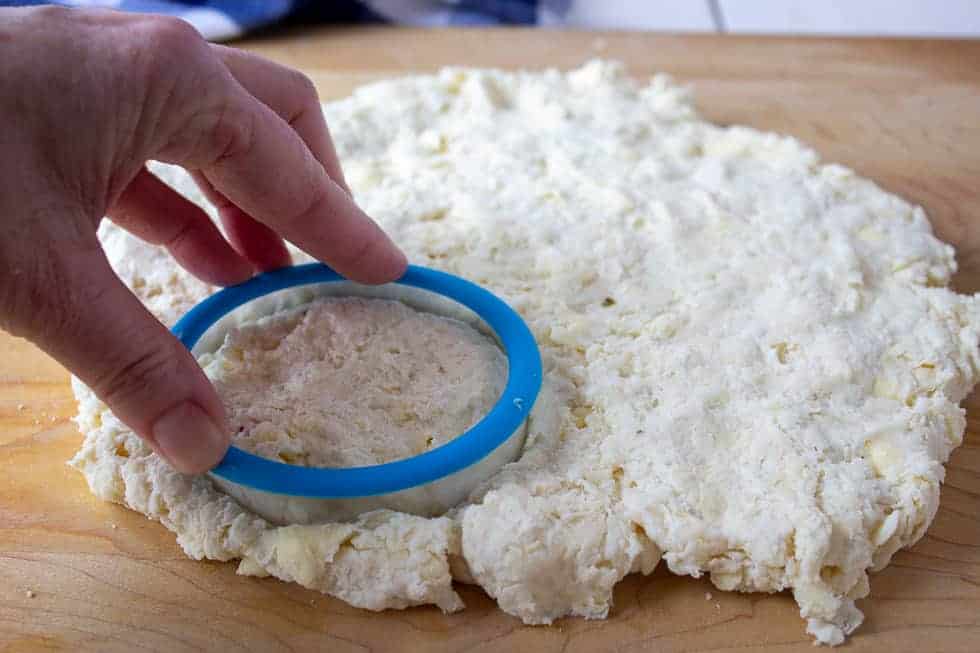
<box><xmin>199</xmin><ymin>296</ymin><xmax>507</xmax><ymax>468</ymax></box>
<box><xmin>70</xmin><ymin>60</ymin><xmax>980</xmax><ymax>645</ymax></box>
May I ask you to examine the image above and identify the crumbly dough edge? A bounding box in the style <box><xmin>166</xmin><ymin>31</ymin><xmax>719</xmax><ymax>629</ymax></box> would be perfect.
<box><xmin>66</xmin><ymin>61</ymin><xmax>980</xmax><ymax>645</ymax></box>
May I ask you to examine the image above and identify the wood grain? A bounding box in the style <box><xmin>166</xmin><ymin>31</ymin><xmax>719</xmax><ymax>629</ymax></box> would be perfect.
<box><xmin>2</xmin><ymin>29</ymin><xmax>979</xmax><ymax>652</ymax></box>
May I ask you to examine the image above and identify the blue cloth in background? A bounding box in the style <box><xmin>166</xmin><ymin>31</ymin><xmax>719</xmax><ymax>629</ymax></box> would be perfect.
<box><xmin>0</xmin><ymin>0</ymin><xmax>560</xmax><ymax>40</ymax></box>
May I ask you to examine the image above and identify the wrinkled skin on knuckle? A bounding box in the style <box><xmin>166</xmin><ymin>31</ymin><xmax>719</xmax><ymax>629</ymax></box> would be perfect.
<box><xmin>208</xmin><ymin>102</ymin><xmax>258</xmax><ymax>164</ymax></box>
<box><xmin>91</xmin><ymin>338</ymin><xmax>186</xmax><ymax>413</ymax></box>
<box><xmin>152</xmin><ymin>74</ymin><xmax>254</xmax><ymax>167</ymax></box>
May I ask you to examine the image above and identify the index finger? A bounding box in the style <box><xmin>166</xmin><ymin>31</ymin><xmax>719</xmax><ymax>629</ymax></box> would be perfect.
<box><xmin>210</xmin><ymin>44</ymin><xmax>350</xmax><ymax>194</ymax></box>
<box><xmin>161</xmin><ymin>58</ymin><xmax>406</xmax><ymax>284</ymax></box>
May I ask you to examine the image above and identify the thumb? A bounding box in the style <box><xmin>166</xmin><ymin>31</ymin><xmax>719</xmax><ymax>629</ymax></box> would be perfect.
<box><xmin>26</xmin><ymin>246</ymin><xmax>229</xmax><ymax>474</ymax></box>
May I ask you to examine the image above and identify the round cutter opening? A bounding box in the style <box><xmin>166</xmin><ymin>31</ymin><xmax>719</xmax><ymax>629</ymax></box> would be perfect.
<box><xmin>172</xmin><ymin>263</ymin><xmax>543</xmax><ymax>499</ymax></box>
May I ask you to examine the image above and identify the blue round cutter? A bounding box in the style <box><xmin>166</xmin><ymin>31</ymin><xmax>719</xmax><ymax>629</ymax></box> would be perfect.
<box><xmin>172</xmin><ymin>263</ymin><xmax>542</xmax><ymax>500</ymax></box>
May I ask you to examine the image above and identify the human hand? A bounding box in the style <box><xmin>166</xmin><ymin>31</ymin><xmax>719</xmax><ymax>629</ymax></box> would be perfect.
<box><xmin>0</xmin><ymin>7</ymin><xmax>407</xmax><ymax>473</ymax></box>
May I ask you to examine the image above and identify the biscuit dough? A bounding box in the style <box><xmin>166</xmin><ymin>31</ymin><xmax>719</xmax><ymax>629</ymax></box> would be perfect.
<box><xmin>70</xmin><ymin>61</ymin><xmax>980</xmax><ymax>645</ymax></box>
<box><xmin>199</xmin><ymin>297</ymin><xmax>507</xmax><ymax>468</ymax></box>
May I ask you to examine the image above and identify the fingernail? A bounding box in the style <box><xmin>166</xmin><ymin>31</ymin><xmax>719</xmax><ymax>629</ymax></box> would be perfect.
<box><xmin>152</xmin><ymin>401</ymin><xmax>229</xmax><ymax>474</ymax></box>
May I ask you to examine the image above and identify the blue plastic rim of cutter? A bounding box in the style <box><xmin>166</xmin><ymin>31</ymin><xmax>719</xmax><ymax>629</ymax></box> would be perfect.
<box><xmin>171</xmin><ymin>263</ymin><xmax>543</xmax><ymax>498</ymax></box>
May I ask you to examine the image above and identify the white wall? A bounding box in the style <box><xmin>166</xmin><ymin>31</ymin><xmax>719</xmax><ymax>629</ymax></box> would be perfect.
<box><xmin>539</xmin><ymin>1</ymin><xmax>980</xmax><ymax>37</ymax></box>
<box><xmin>717</xmin><ymin>0</ymin><xmax>980</xmax><ymax>37</ymax></box>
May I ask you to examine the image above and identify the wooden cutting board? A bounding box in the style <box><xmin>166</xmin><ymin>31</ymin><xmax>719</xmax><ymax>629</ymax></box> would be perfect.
<box><xmin>2</xmin><ymin>28</ymin><xmax>979</xmax><ymax>653</ymax></box>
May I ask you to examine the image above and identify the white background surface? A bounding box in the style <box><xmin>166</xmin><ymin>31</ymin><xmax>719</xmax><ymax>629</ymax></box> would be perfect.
<box><xmin>555</xmin><ymin>1</ymin><xmax>980</xmax><ymax>37</ymax></box>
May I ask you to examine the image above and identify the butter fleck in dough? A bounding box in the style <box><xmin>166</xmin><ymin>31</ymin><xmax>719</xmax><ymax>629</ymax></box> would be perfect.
<box><xmin>200</xmin><ymin>297</ymin><xmax>507</xmax><ymax>468</ymax></box>
<box><xmin>69</xmin><ymin>60</ymin><xmax>980</xmax><ymax>645</ymax></box>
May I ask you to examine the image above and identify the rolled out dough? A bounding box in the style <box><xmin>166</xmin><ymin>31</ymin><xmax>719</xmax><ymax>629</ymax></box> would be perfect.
<box><xmin>199</xmin><ymin>296</ymin><xmax>507</xmax><ymax>469</ymax></box>
<box><xmin>70</xmin><ymin>61</ymin><xmax>980</xmax><ymax>645</ymax></box>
